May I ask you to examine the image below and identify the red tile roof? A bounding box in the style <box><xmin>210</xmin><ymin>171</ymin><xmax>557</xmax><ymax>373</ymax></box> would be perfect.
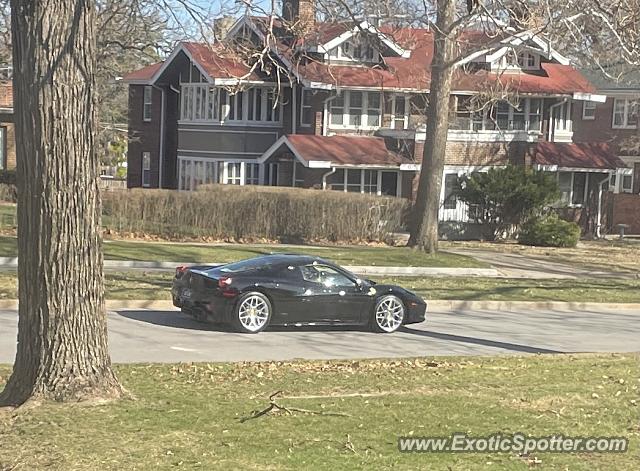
<box><xmin>123</xmin><ymin>19</ymin><xmax>595</xmax><ymax>95</ymax></box>
<box><xmin>532</xmin><ymin>142</ymin><xmax>626</xmax><ymax>169</ymax></box>
<box><xmin>285</xmin><ymin>134</ymin><xmax>408</xmax><ymax>166</ymax></box>
<box><xmin>122</xmin><ymin>62</ymin><xmax>162</xmax><ymax>82</ymax></box>
<box><xmin>0</xmin><ymin>82</ymin><xmax>12</xmax><ymax>109</ymax></box>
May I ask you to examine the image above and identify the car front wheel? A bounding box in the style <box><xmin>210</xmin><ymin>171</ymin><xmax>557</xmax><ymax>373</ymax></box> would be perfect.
<box><xmin>232</xmin><ymin>292</ymin><xmax>272</xmax><ymax>334</ymax></box>
<box><xmin>371</xmin><ymin>295</ymin><xmax>405</xmax><ymax>333</ymax></box>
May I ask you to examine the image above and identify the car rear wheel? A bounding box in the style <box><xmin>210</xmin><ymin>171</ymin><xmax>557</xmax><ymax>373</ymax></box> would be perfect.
<box><xmin>371</xmin><ymin>295</ymin><xmax>405</xmax><ymax>333</ymax></box>
<box><xmin>232</xmin><ymin>292</ymin><xmax>272</xmax><ymax>334</ymax></box>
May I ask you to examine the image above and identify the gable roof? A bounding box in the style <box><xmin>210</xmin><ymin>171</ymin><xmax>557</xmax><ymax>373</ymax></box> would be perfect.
<box><xmin>259</xmin><ymin>134</ymin><xmax>409</xmax><ymax>167</ymax></box>
<box><xmin>532</xmin><ymin>142</ymin><xmax>627</xmax><ymax>170</ymax></box>
<box><xmin>123</xmin><ymin>17</ymin><xmax>595</xmax><ymax>95</ymax></box>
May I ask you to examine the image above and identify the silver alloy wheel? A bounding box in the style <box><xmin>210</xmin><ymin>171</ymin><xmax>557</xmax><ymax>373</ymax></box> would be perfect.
<box><xmin>375</xmin><ymin>295</ymin><xmax>405</xmax><ymax>333</ymax></box>
<box><xmin>238</xmin><ymin>294</ymin><xmax>270</xmax><ymax>332</ymax></box>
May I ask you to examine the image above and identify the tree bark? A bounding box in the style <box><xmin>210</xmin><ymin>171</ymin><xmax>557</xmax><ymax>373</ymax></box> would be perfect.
<box><xmin>408</xmin><ymin>0</ymin><xmax>457</xmax><ymax>253</ymax></box>
<box><xmin>0</xmin><ymin>0</ymin><xmax>122</xmax><ymax>406</ymax></box>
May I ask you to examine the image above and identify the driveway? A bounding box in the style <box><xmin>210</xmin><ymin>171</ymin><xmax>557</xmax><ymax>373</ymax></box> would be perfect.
<box><xmin>1</xmin><ymin>307</ymin><xmax>638</xmax><ymax>363</ymax></box>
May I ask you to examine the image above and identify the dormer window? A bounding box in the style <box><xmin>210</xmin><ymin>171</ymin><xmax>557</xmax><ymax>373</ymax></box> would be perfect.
<box><xmin>328</xmin><ymin>37</ymin><xmax>378</xmax><ymax>63</ymax></box>
<box><xmin>499</xmin><ymin>49</ymin><xmax>540</xmax><ymax>71</ymax></box>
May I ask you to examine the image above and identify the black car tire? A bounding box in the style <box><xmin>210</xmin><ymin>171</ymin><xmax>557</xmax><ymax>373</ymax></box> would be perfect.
<box><xmin>370</xmin><ymin>295</ymin><xmax>405</xmax><ymax>333</ymax></box>
<box><xmin>231</xmin><ymin>291</ymin><xmax>273</xmax><ymax>334</ymax></box>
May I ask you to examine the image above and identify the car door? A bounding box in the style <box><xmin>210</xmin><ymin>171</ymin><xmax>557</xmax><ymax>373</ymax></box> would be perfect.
<box><xmin>298</xmin><ymin>264</ymin><xmax>370</xmax><ymax>324</ymax></box>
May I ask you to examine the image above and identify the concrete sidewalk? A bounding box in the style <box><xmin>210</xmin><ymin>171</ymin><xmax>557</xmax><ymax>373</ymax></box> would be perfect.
<box><xmin>448</xmin><ymin>249</ymin><xmax>637</xmax><ymax>279</ymax></box>
<box><xmin>0</xmin><ymin>257</ymin><xmax>499</xmax><ymax>277</ymax></box>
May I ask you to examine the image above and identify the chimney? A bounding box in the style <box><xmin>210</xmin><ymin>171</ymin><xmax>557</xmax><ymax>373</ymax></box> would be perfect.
<box><xmin>282</xmin><ymin>0</ymin><xmax>316</xmax><ymax>28</ymax></box>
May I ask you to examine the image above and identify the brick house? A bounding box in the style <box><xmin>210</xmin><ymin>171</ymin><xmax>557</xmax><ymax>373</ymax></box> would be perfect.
<box><xmin>123</xmin><ymin>1</ymin><xmax>634</xmax><ymax>235</ymax></box>
<box><xmin>0</xmin><ymin>78</ymin><xmax>15</xmax><ymax>171</ymax></box>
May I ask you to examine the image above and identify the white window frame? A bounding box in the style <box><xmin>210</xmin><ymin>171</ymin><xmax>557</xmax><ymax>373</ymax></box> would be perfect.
<box><xmin>179</xmin><ymin>84</ymin><xmax>282</xmax><ymax>125</ymax></box>
<box><xmin>328</xmin><ymin>38</ymin><xmax>379</xmax><ymax>63</ymax></box>
<box><xmin>612</xmin><ymin>98</ymin><xmax>639</xmax><ymax>129</ymax></box>
<box><xmin>455</xmin><ymin>98</ymin><xmax>543</xmax><ymax>132</ymax></box>
<box><xmin>500</xmin><ymin>49</ymin><xmax>540</xmax><ymax>71</ymax></box>
<box><xmin>177</xmin><ymin>157</ymin><xmax>261</xmax><ymax>190</ymax></box>
<box><xmin>142</xmin><ymin>152</ymin><xmax>151</xmax><ymax>187</ymax></box>
<box><xmin>329</xmin><ymin>91</ymin><xmax>383</xmax><ymax>130</ymax></box>
<box><xmin>582</xmin><ymin>101</ymin><xmax>597</xmax><ymax>120</ymax></box>
<box><xmin>557</xmin><ymin>171</ymin><xmax>589</xmax><ymax>207</ymax></box>
<box><xmin>143</xmin><ymin>86</ymin><xmax>153</xmax><ymax>122</ymax></box>
<box><xmin>300</xmin><ymin>88</ymin><xmax>313</xmax><ymax>127</ymax></box>
<box><xmin>390</xmin><ymin>94</ymin><xmax>409</xmax><ymax>130</ymax></box>
<box><xmin>329</xmin><ymin>168</ymin><xmax>401</xmax><ymax>196</ymax></box>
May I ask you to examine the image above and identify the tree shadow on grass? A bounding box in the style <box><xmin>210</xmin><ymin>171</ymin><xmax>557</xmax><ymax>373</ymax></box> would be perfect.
<box><xmin>399</xmin><ymin>327</ymin><xmax>564</xmax><ymax>354</ymax></box>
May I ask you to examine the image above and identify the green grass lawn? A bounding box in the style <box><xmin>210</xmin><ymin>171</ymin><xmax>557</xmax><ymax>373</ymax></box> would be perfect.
<box><xmin>0</xmin><ymin>354</ymin><xmax>637</xmax><ymax>469</ymax></box>
<box><xmin>1</xmin><ymin>272</ymin><xmax>640</xmax><ymax>303</ymax></box>
<box><xmin>0</xmin><ymin>235</ymin><xmax>485</xmax><ymax>268</ymax></box>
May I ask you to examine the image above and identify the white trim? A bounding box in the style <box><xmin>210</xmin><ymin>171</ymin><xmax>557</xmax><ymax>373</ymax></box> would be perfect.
<box><xmin>581</xmin><ymin>100</ymin><xmax>597</xmax><ymax>120</ymax></box>
<box><xmin>612</xmin><ymin>97</ymin><xmax>639</xmax><ymax>129</ymax></box>
<box><xmin>573</xmin><ymin>92</ymin><xmax>607</xmax><ymax>103</ymax></box>
<box><xmin>318</xmin><ymin>20</ymin><xmax>409</xmax><ymax>59</ymax></box>
<box><xmin>534</xmin><ymin>164</ymin><xmax>620</xmax><ymax>173</ymax></box>
<box><xmin>327</xmin><ymin>167</ymin><xmax>402</xmax><ymax>196</ymax></box>
<box><xmin>257</xmin><ymin>136</ymin><xmax>309</xmax><ymax>166</ymax></box>
<box><xmin>400</xmin><ymin>164</ymin><xmax>420</xmax><ymax>171</ymax></box>
<box><xmin>145</xmin><ymin>43</ymin><xmax>213</xmax><ymax>85</ymax></box>
<box><xmin>177</xmin><ymin>149</ymin><xmax>263</xmax><ymax>156</ymax></box>
<box><xmin>445</xmin><ymin>130</ymin><xmax>541</xmax><ymax>143</ymax></box>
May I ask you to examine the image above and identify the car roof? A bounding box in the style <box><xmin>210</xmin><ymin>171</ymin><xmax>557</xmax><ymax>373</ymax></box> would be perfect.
<box><xmin>255</xmin><ymin>253</ymin><xmax>333</xmax><ymax>267</ymax></box>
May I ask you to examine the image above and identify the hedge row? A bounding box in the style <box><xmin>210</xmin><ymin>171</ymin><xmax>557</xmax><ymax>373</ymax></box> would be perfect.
<box><xmin>102</xmin><ymin>185</ymin><xmax>408</xmax><ymax>243</ymax></box>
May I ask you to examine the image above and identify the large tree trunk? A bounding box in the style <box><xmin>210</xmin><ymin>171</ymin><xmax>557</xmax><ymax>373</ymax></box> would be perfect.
<box><xmin>408</xmin><ymin>0</ymin><xmax>457</xmax><ymax>253</ymax></box>
<box><xmin>0</xmin><ymin>0</ymin><xmax>122</xmax><ymax>406</ymax></box>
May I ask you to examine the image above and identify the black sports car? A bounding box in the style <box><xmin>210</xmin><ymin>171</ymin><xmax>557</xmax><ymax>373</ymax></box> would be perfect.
<box><xmin>171</xmin><ymin>254</ymin><xmax>427</xmax><ymax>334</ymax></box>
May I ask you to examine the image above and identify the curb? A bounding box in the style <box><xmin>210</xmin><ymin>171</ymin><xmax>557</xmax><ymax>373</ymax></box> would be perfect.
<box><xmin>0</xmin><ymin>257</ymin><xmax>498</xmax><ymax>278</ymax></box>
<box><xmin>0</xmin><ymin>299</ymin><xmax>638</xmax><ymax>311</ymax></box>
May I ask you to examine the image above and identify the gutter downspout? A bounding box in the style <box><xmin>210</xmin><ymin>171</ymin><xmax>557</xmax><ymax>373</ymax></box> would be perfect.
<box><xmin>153</xmin><ymin>84</ymin><xmax>166</xmax><ymax>188</ymax></box>
<box><xmin>548</xmin><ymin>98</ymin><xmax>568</xmax><ymax>142</ymax></box>
<box><xmin>322</xmin><ymin>91</ymin><xmax>340</xmax><ymax>136</ymax></box>
<box><xmin>596</xmin><ymin>173</ymin><xmax>612</xmax><ymax>238</ymax></box>
<box><xmin>322</xmin><ymin>167</ymin><xmax>336</xmax><ymax>190</ymax></box>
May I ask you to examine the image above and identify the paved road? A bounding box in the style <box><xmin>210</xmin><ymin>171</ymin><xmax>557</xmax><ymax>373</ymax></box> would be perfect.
<box><xmin>1</xmin><ymin>307</ymin><xmax>638</xmax><ymax>363</ymax></box>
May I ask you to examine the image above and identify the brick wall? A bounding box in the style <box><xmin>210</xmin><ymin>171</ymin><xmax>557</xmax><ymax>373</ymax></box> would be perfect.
<box><xmin>605</xmin><ymin>192</ymin><xmax>640</xmax><ymax>235</ymax></box>
<box><xmin>1</xmin><ymin>121</ymin><xmax>15</xmax><ymax>169</ymax></box>
<box><xmin>413</xmin><ymin>140</ymin><xmax>528</xmax><ymax>166</ymax></box>
<box><xmin>127</xmin><ymin>85</ymin><xmax>162</xmax><ymax>188</ymax></box>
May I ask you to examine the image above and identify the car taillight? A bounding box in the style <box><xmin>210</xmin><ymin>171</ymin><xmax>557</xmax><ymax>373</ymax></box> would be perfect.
<box><xmin>218</xmin><ymin>276</ymin><xmax>237</xmax><ymax>298</ymax></box>
<box><xmin>218</xmin><ymin>277</ymin><xmax>233</xmax><ymax>288</ymax></box>
<box><xmin>175</xmin><ymin>266</ymin><xmax>187</xmax><ymax>278</ymax></box>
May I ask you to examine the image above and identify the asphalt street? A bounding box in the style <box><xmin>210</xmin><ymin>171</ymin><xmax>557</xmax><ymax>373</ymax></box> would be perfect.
<box><xmin>1</xmin><ymin>306</ymin><xmax>638</xmax><ymax>363</ymax></box>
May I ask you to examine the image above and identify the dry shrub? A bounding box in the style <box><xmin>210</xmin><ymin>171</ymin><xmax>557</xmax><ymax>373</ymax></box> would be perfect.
<box><xmin>102</xmin><ymin>185</ymin><xmax>408</xmax><ymax>243</ymax></box>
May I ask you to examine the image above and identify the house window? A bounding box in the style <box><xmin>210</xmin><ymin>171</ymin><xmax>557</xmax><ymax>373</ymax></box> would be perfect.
<box><xmin>329</xmin><ymin>168</ymin><xmax>400</xmax><ymax>196</ymax></box>
<box><xmin>268</xmin><ymin>163</ymin><xmax>279</xmax><ymax>186</ymax></box>
<box><xmin>142</xmin><ymin>152</ymin><xmax>151</xmax><ymax>187</ymax></box>
<box><xmin>517</xmin><ymin>51</ymin><xmax>538</xmax><ymax>69</ymax></box>
<box><xmin>180</xmin><ymin>85</ymin><xmax>281</xmax><ymax>124</ymax></box>
<box><xmin>330</xmin><ymin>91</ymin><xmax>382</xmax><ymax>129</ymax></box>
<box><xmin>622</xmin><ymin>175</ymin><xmax>633</xmax><ymax>193</ymax></box>
<box><xmin>330</xmin><ymin>94</ymin><xmax>344</xmax><ymax>125</ymax></box>
<box><xmin>143</xmin><ymin>86</ymin><xmax>152</xmax><ymax>121</ymax></box>
<box><xmin>454</xmin><ymin>98</ymin><xmax>542</xmax><ymax>132</ymax></box>
<box><xmin>329</xmin><ymin>38</ymin><xmax>378</xmax><ymax>62</ymax></box>
<box><xmin>348</xmin><ymin>91</ymin><xmax>363</xmax><ymax>127</ymax></box>
<box><xmin>558</xmin><ymin>171</ymin><xmax>588</xmax><ymax>206</ymax></box>
<box><xmin>0</xmin><ymin>126</ymin><xmax>6</xmax><ymax>170</ymax></box>
<box><xmin>246</xmin><ymin>163</ymin><xmax>259</xmax><ymax>185</ymax></box>
<box><xmin>443</xmin><ymin>173</ymin><xmax>458</xmax><ymax>210</ymax></box>
<box><xmin>300</xmin><ymin>88</ymin><xmax>313</xmax><ymax>126</ymax></box>
<box><xmin>392</xmin><ymin>95</ymin><xmax>408</xmax><ymax>129</ymax></box>
<box><xmin>582</xmin><ymin>101</ymin><xmax>597</xmax><ymax>120</ymax></box>
<box><xmin>226</xmin><ymin>162</ymin><xmax>241</xmax><ymax>185</ymax></box>
<box><xmin>612</xmin><ymin>98</ymin><xmax>639</xmax><ymax>129</ymax></box>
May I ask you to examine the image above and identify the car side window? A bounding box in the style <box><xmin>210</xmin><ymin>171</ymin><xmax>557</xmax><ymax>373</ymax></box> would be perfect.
<box><xmin>300</xmin><ymin>264</ymin><xmax>355</xmax><ymax>288</ymax></box>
